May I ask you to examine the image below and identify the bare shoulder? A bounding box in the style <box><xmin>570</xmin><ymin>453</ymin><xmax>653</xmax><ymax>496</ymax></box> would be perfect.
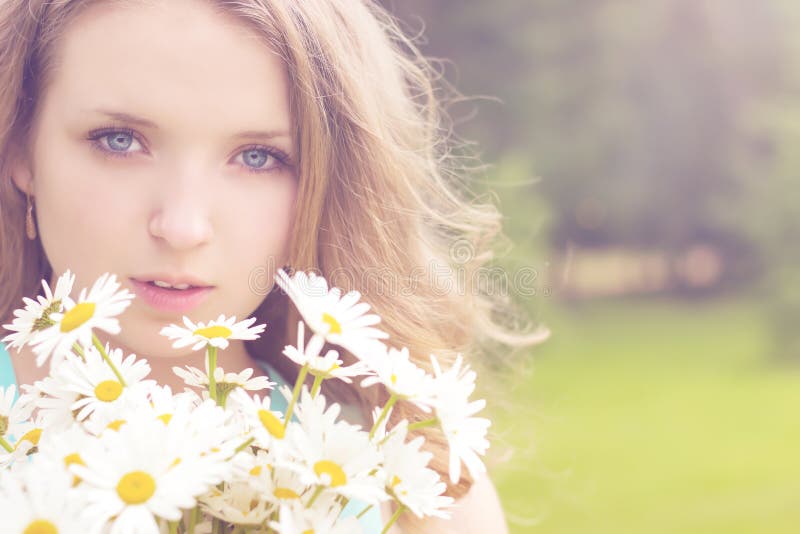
<box><xmin>382</xmin><ymin>473</ymin><xmax>508</xmax><ymax>534</ymax></box>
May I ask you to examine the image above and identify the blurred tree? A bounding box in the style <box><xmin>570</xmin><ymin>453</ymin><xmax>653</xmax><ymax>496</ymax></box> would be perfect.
<box><xmin>382</xmin><ymin>0</ymin><xmax>776</xmax><ymax>290</ymax></box>
<box><xmin>736</xmin><ymin>0</ymin><xmax>800</xmax><ymax>360</ymax></box>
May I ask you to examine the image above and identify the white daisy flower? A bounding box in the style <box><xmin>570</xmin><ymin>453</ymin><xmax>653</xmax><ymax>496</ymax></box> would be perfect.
<box><xmin>28</xmin><ymin>272</ymin><xmax>134</xmax><ymax>368</ymax></box>
<box><xmin>429</xmin><ymin>354</ymin><xmax>491</xmax><ymax>484</ymax></box>
<box><xmin>230</xmin><ymin>446</ymin><xmax>272</xmax><ymax>481</ymax></box>
<box><xmin>361</xmin><ymin>346</ymin><xmax>435</xmax><ymax>411</ymax></box>
<box><xmin>57</xmin><ymin>345</ymin><xmax>153</xmax><ymax>423</ymax></box>
<box><xmin>275</xmin><ymin>269</ymin><xmax>388</xmax><ymax>359</ymax></box>
<box><xmin>36</xmin><ymin>424</ymin><xmax>99</xmax><ymax>487</ymax></box>
<box><xmin>284</xmin><ymin>390</ymin><xmax>386</xmax><ymax>504</ymax></box>
<box><xmin>289</xmin><ymin>386</ymin><xmax>345</xmax><ymax>434</ymax></box>
<box><xmin>160</xmin><ymin>314</ymin><xmax>266</xmax><ymax>351</ymax></box>
<box><xmin>167</xmin><ymin>399</ymin><xmax>241</xmax><ymax>475</ymax></box>
<box><xmin>0</xmin><ymin>385</ymin><xmax>34</xmax><ymax>444</ymax></box>
<box><xmin>380</xmin><ymin>421</ymin><xmax>454</xmax><ymax>519</ymax></box>
<box><xmin>249</xmin><ymin>462</ymin><xmax>312</xmax><ymax>506</ymax></box>
<box><xmin>1</xmin><ymin>270</ymin><xmax>75</xmax><ymax>353</ymax></box>
<box><xmin>199</xmin><ymin>480</ymin><xmax>274</xmax><ymax>526</ymax></box>
<box><xmin>283</xmin><ymin>321</ymin><xmax>370</xmax><ymax>383</ymax></box>
<box><xmin>0</xmin><ymin>415</ymin><xmax>46</xmax><ymax>468</ymax></box>
<box><xmin>0</xmin><ymin>455</ymin><xmax>100</xmax><ymax>533</ymax></box>
<box><xmin>72</xmin><ymin>416</ymin><xmax>219</xmax><ymax>533</ymax></box>
<box><xmin>230</xmin><ymin>389</ymin><xmax>288</xmax><ymax>450</ymax></box>
<box><xmin>22</xmin><ymin>375</ymin><xmax>81</xmax><ymax>431</ymax></box>
<box><xmin>271</xmin><ymin>500</ymin><xmax>363</xmax><ymax>534</ymax></box>
<box><xmin>142</xmin><ymin>384</ymin><xmax>201</xmax><ymax>425</ymax></box>
<box><xmin>173</xmin><ymin>364</ymin><xmax>274</xmax><ymax>393</ymax></box>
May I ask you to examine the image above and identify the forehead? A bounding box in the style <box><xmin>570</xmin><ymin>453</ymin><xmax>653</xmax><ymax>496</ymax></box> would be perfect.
<box><xmin>41</xmin><ymin>0</ymin><xmax>291</xmax><ymax>133</ymax></box>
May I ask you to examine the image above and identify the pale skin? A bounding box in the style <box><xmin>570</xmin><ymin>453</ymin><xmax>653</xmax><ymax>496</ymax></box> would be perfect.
<box><xmin>8</xmin><ymin>0</ymin><xmax>508</xmax><ymax>531</ymax></box>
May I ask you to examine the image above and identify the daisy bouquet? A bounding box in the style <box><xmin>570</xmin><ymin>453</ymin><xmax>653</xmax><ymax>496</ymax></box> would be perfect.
<box><xmin>0</xmin><ymin>269</ymin><xmax>491</xmax><ymax>534</ymax></box>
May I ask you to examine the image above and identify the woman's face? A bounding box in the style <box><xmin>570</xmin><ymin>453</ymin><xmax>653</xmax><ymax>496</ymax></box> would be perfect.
<box><xmin>12</xmin><ymin>0</ymin><xmax>297</xmax><ymax>358</ymax></box>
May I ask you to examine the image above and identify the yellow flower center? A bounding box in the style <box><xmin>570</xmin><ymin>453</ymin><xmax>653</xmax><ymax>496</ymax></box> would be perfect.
<box><xmin>157</xmin><ymin>413</ymin><xmax>172</xmax><ymax>425</ymax></box>
<box><xmin>193</xmin><ymin>325</ymin><xmax>232</xmax><ymax>339</ymax></box>
<box><xmin>60</xmin><ymin>302</ymin><xmax>95</xmax><ymax>333</ymax></box>
<box><xmin>390</xmin><ymin>475</ymin><xmax>401</xmax><ymax>489</ymax></box>
<box><xmin>257</xmin><ymin>409</ymin><xmax>285</xmax><ymax>439</ymax></box>
<box><xmin>64</xmin><ymin>453</ymin><xmax>85</xmax><ymax>487</ymax></box>
<box><xmin>15</xmin><ymin>428</ymin><xmax>42</xmax><ymax>450</ymax></box>
<box><xmin>64</xmin><ymin>452</ymin><xmax>85</xmax><ymax>467</ymax></box>
<box><xmin>249</xmin><ymin>465</ymin><xmax>262</xmax><ymax>476</ymax></box>
<box><xmin>303</xmin><ymin>530</ymin><xmax>314</xmax><ymax>534</ymax></box>
<box><xmin>390</xmin><ymin>373</ymin><xmax>398</xmax><ymax>385</ymax></box>
<box><xmin>321</xmin><ymin>313</ymin><xmax>342</xmax><ymax>335</ymax></box>
<box><xmin>0</xmin><ymin>414</ymin><xmax>8</xmax><ymax>436</ymax></box>
<box><xmin>106</xmin><ymin>419</ymin><xmax>126</xmax><ymax>431</ymax></box>
<box><xmin>117</xmin><ymin>471</ymin><xmax>156</xmax><ymax>504</ymax></box>
<box><xmin>314</xmin><ymin>460</ymin><xmax>347</xmax><ymax>487</ymax></box>
<box><xmin>273</xmin><ymin>487</ymin><xmax>301</xmax><ymax>500</ymax></box>
<box><xmin>94</xmin><ymin>380</ymin><xmax>123</xmax><ymax>402</ymax></box>
<box><xmin>23</xmin><ymin>520</ymin><xmax>58</xmax><ymax>534</ymax></box>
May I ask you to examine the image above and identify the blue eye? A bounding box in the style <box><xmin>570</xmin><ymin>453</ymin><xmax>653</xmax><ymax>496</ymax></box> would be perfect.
<box><xmin>88</xmin><ymin>128</ymin><xmax>144</xmax><ymax>157</ymax></box>
<box><xmin>234</xmin><ymin>146</ymin><xmax>289</xmax><ymax>174</ymax></box>
<box><xmin>107</xmin><ymin>132</ymin><xmax>134</xmax><ymax>151</ymax></box>
<box><xmin>242</xmin><ymin>148</ymin><xmax>269</xmax><ymax>169</ymax></box>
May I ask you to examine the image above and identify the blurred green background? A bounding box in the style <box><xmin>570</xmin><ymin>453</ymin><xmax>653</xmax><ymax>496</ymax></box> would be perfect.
<box><xmin>383</xmin><ymin>1</ymin><xmax>800</xmax><ymax>532</ymax></box>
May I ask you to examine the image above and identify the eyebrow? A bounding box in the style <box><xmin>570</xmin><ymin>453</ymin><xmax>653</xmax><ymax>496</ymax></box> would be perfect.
<box><xmin>86</xmin><ymin>109</ymin><xmax>291</xmax><ymax>140</ymax></box>
<box><xmin>231</xmin><ymin>129</ymin><xmax>292</xmax><ymax>140</ymax></box>
<box><xmin>89</xmin><ymin>109</ymin><xmax>158</xmax><ymax>129</ymax></box>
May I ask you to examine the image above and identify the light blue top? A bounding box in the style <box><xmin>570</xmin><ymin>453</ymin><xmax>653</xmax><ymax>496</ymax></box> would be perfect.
<box><xmin>0</xmin><ymin>341</ymin><xmax>381</xmax><ymax>532</ymax></box>
<box><xmin>0</xmin><ymin>342</ymin><xmax>17</xmax><ymax>395</ymax></box>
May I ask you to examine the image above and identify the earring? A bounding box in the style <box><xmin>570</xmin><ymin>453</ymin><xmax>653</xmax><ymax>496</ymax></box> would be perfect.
<box><xmin>25</xmin><ymin>191</ymin><xmax>37</xmax><ymax>240</ymax></box>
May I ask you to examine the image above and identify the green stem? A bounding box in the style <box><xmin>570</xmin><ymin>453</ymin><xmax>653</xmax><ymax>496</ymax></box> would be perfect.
<box><xmin>283</xmin><ymin>364</ymin><xmax>309</xmax><ymax>428</ymax></box>
<box><xmin>356</xmin><ymin>503</ymin><xmax>374</xmax><ymax>520</ymax></box>
<box><xmin>92</xmin><ymin>334</ymin><xmax>126</xmax><ymax>386</ymax></box>
<box><xmin>188</xmin><ymin>506</ymin><xmax>198</xmax><ymax>534</ymax></box>
<box><xmin>369</xmin><ymin>394</ymin><xmax>397</xmax><ymax>440</ymax></box>
<box><xmin>168</xmin><ymin>521</ymin><xmax>178</xmax><ymax>534</ymax></box>
<box><xmin>381</xmin><ymin>504</ymin><xmax>405</xmax><ymax>534</ymax></box>
<box><xmin>310</xmin><ymin>374</ymin><xmax>324</xmax><ymax>398</ymax></box>
<box><xmin>212</xmin><ymin>518</ymin><xmax>221</xmax><ymax>534</ymax></box>
<box><xmin>232</xmin><ymin>437</ymin><xmax>255</xmax><ymax>456</ymax></box>
<box><xmin>406</xmin><ymin>417</ymin><xmax>439</xmax><ymax>432</ymax></box>
<box><xmin>71</xmin><ymin>342</ymin><xmax>85</xmax><ymax>360</ymax></box>
<box><xmin>207</xmin><ymin>346</ymin><xmax>218</xmax><ymax>404</ymax></box>
<box><xmin>306</xmin><ymin>485</ymin><xmax>324</xmax><ymax>508</ymax></box>
<box><xmin>0</xmin><ymin>435</ymin><xmax>13</xmax><ymax>453</ymax></box>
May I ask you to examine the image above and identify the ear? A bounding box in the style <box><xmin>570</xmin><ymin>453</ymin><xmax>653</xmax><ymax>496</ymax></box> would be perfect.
<box><xmin>9</xmin><ymin>149</ymin><xmax>34</xmax><ymax>196</ymax></box>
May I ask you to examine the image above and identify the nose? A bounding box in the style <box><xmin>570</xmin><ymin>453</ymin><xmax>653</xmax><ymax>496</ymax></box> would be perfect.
<box><xmin>148</xmin><ymin>176</ymin><xmax>214</xmax><ymax>250</ymax></box>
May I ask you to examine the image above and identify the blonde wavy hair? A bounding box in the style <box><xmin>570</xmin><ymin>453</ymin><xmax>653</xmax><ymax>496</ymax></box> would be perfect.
<box><xmin>0</xmin><ymin>0</ymin><xmax>543</xmax><ymax>518</ymax></box>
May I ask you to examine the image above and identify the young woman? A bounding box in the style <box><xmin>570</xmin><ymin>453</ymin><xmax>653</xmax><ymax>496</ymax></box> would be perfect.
<box><xmin>0</xmin><ymin>0</ymin><xmax>537</xmax><ymax>531</ymax></box>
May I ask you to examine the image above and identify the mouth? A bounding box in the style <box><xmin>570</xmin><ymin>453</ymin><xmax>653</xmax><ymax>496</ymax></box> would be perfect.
<box><xmin>129</xmin><ymin>277</ymin><xmax>215</xmax><ymax>313</ymax></box>
<box><xmin>130</xmin><ymin>274</ymin><xmax>215</xmax><ymax>291</ymax></box>
<box><xmin>139</xmin><ymin>280</ymin><xmax>207</xmax><ymax>291</ymax></box>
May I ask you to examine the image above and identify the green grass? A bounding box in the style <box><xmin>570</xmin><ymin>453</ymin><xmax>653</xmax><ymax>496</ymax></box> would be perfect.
<box><xmin>489</xmin><ymin>296</ymin><xmax>800</xmax><ymax>533</ymax></box>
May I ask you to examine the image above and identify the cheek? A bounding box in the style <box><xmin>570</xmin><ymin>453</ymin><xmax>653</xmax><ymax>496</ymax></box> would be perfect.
<box><xmin>40</xmin><ymin>181</ymin><xmax>132</xmax><ymax>230</ymax></box>
<box><xmin>225</xmin><ymin>177</ymin><xmax>297</xmax><ymax>286</ymax></box>
<box><xmin>32</xmin><ymin>139</ymin><xmax>140</xmax><ymax>273</ymax></box>
<box><xmin>237</xmin><ymin>177</ymin><xmax>297</xmax><ymax>254</ymax></box>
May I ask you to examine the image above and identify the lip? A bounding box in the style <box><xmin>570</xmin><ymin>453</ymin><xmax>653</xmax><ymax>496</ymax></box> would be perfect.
<box><xmin>131</xmin><ymin>273</ymin><xmax>214</xmax><ymax>288</ymax></box>
<box><xmin>129</xmin><ymin>278</ymin><xmax>214</xmax><ymax>313</ymax></box>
